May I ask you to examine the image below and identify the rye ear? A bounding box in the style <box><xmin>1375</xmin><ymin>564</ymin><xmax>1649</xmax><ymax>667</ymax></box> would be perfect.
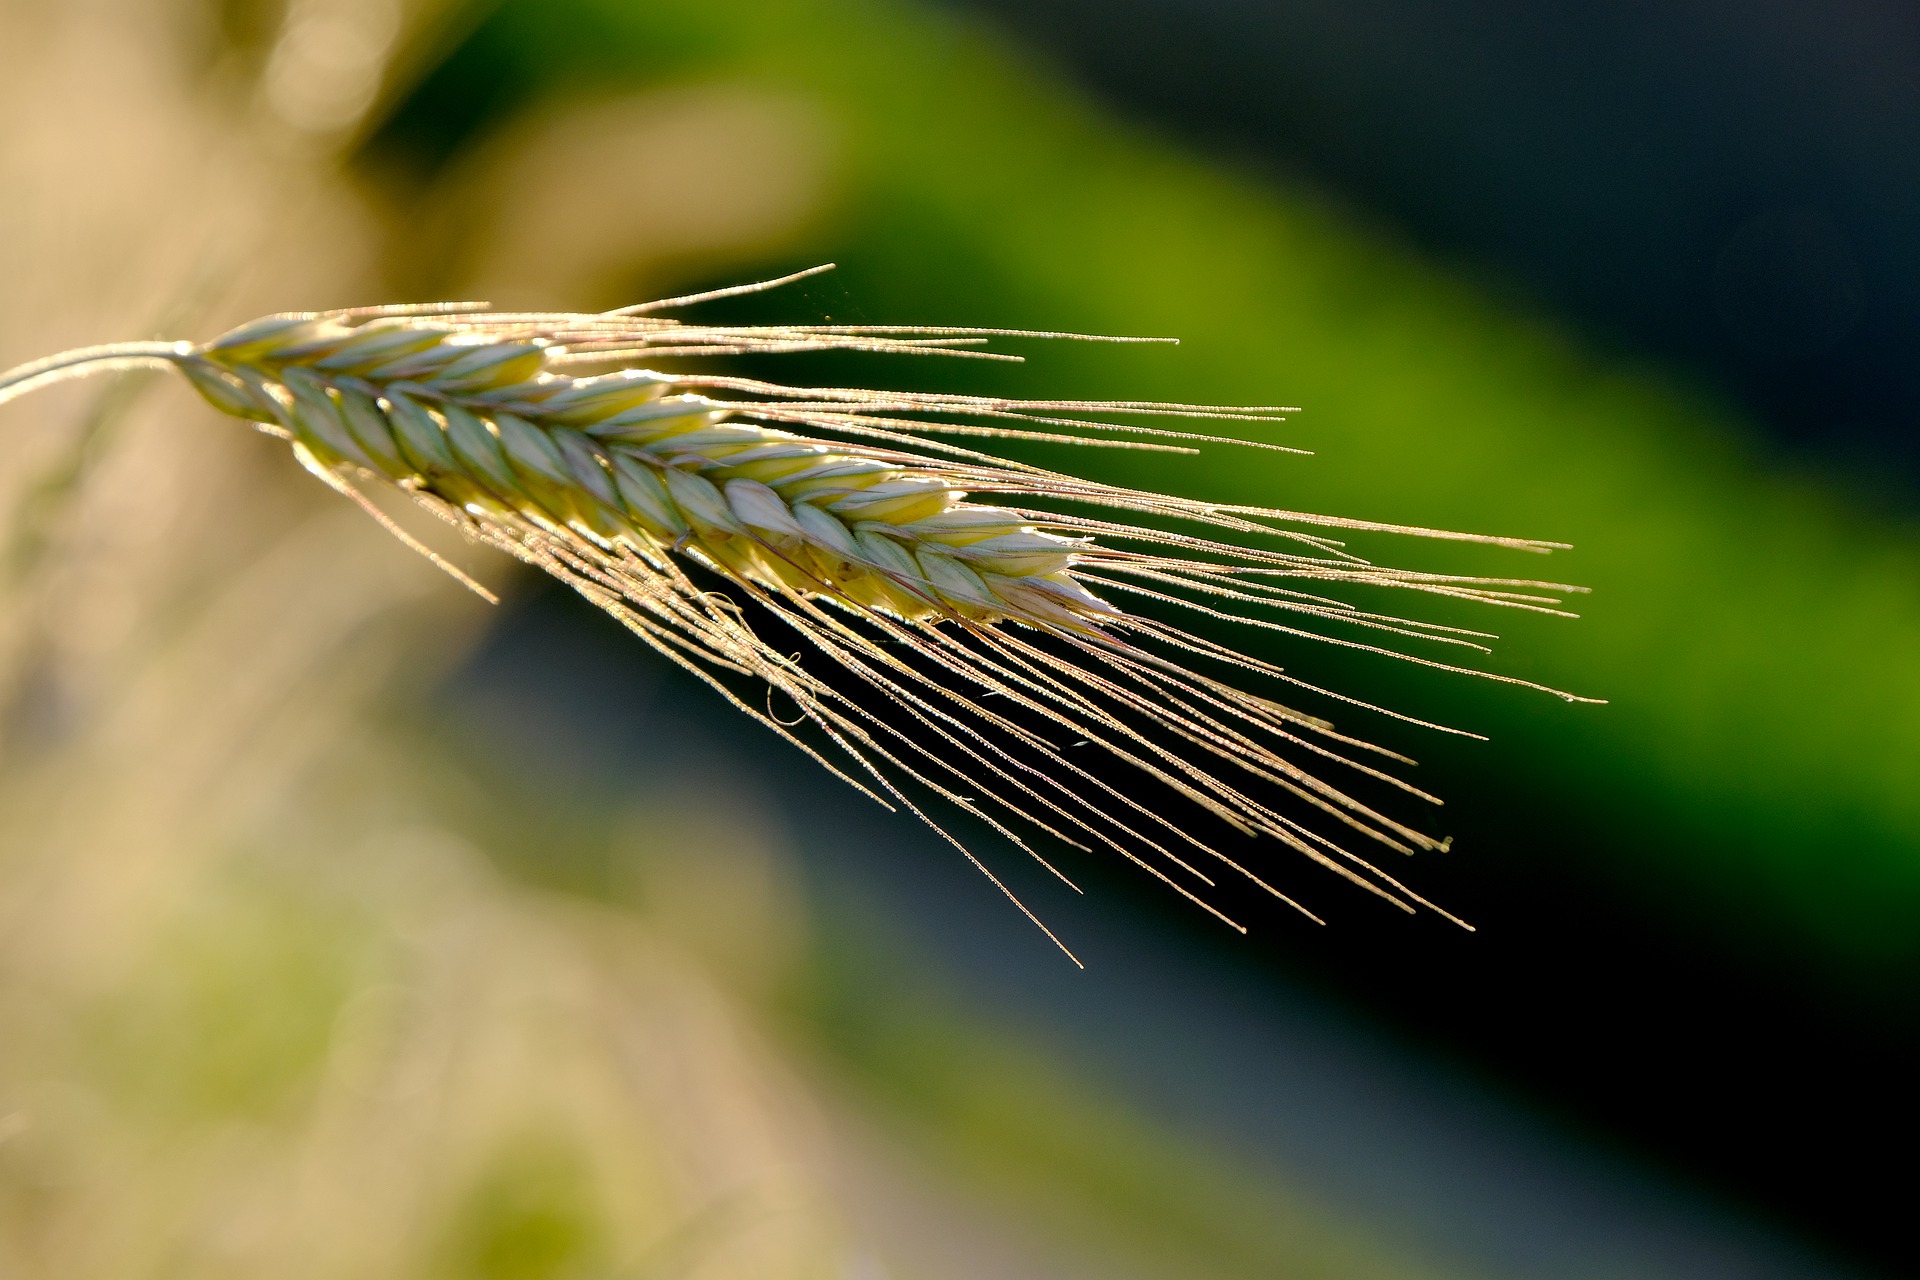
<box><xmin>0</xmin><ymin>275</ymin><xmax>1594</xmax><ymax>960</ymax></box>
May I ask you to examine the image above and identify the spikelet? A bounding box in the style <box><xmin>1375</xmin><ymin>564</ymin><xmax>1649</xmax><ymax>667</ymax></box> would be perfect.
<box><xmin>0</xmin><ymin>268</ymin><xmax>1592</xmax><ymax>959</ymax></box>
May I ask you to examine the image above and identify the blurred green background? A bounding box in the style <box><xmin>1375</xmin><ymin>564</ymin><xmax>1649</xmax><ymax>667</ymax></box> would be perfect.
<box><xmin>1</xmin><ymin>0</ymin><xmax>1914</xmax><ymax>1276</ymax></box>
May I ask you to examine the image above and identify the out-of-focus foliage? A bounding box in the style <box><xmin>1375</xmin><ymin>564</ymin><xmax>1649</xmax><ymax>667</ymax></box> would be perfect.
<box><xmin>3</xmin><ymin>0</ymin><xmax>1910</xmax><ymax>1275</ymax></box>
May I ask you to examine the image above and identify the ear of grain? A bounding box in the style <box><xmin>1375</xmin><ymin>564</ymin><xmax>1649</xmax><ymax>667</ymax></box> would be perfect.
<box><xmin>0</xmin><ymin>284</ymin><xmax>1594</xmax><ymax>958</ymax></box>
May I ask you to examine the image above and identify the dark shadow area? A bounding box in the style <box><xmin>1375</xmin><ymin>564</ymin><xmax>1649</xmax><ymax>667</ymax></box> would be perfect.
<box><xmin>943</xmin><ymin>0</ymin><xmax>1920</xmax><ymax>485</ymax></box>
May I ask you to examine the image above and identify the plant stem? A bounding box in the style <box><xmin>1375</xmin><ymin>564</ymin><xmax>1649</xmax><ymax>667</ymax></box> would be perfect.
<box><xmin>0</xmin><ymin>342</ymin><xmax>189</xmax><ymax>410</ymax></box>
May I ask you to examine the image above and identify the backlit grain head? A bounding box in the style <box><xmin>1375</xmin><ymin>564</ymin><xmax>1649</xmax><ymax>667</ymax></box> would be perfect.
<box><xmin>0</xmin><ymin>267</ymin><xmax>1595</xmax><ymax>961</ymax></box>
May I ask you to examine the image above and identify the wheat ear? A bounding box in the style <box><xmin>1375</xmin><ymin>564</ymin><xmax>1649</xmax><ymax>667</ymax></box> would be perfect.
<box><xmin>0</xmin><ymin>269</ymin><xmax>1592</xmax><ymax>960</ymax></box>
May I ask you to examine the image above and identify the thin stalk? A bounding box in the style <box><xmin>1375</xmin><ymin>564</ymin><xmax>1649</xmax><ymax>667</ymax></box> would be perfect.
<box><xmin>0</xmin><ymin>342</ymin><xmax>189</xmax><ymax>410</ymax></box>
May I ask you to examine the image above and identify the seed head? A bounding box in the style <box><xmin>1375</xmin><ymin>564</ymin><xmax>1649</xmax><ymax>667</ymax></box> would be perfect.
<box><xmin>0</xmin><ymin>268</ymin><xmax>1592</xmax><ymax>960</ymax></box>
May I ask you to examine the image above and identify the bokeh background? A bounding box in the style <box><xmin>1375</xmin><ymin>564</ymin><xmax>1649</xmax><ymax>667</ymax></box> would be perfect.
<box><xmin>2</xmin><ymin>0</ymin><xmax>1915</xmax><ymax>1276</ymax></box>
